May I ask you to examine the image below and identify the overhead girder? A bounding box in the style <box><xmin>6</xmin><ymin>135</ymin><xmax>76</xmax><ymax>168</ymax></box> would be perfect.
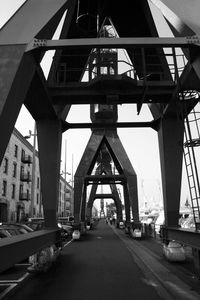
<box><xmin>44</xmin><ymin>0</ymin><xmax>172</xmax><ymax>87</ymax></box>
<box><xmin>63</xmin><ymin>119</ymin><xmax>161</xmax><ymax>131</ymax></box>
<box><xmin>94</xmin><ymin>194</ymin><xmax>118</xmax><ymax>199</ymax></box>
<box><xmin>49</xmin><ymin>76</ymin><xmax>176</xmax><ymax>105</ymax></box>
<box><xmin>27</xmin><ymin>36</ymin><xmax>200</xmax><ymax>118</ymax></box>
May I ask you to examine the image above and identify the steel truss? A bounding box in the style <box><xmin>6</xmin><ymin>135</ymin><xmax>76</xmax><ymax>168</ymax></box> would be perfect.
<box><xmin>1</xmin><ymin>0</ymin><xmax>200</xmax><ymax>273</ymax></box>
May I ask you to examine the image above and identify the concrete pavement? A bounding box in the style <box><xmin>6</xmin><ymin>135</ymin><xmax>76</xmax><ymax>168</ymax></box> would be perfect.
<box><xmin>6</xmin><ymin>220</ymin><xmax>200</xmax><ymax>300</ymax></box>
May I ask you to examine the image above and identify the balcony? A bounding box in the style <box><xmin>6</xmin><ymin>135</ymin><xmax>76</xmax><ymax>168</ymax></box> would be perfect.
<box><xmin>21</xmin><ymin>154</ymin><xmax>32</xmax><ymax>164</ymax></box>
<box><xmin>20</xmin><ymin>173</ymin><xmax>32</xmax><ymax>182</ymax></box>
<box><xmin>19</xmin><ymin>193</ymin><xmax>30</xmax><ymax>201</ymax></box>
<box><xmin>65</xmin><ymin>201</ymin><xmax>71</xmax><ymax>209</ymax></box>
<box><xmin>65</xmin><ymin>192</ymin><xmax>71</xmax><ymax>200</ymax></box>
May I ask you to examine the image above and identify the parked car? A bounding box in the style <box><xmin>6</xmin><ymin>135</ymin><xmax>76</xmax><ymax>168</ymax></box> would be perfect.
<box><xmin>26</xmin><ymin>218</ymin><xmax>70</xmax><ymax>240</ymax></box>
<box><xmin>25</xmin><ymin>220</ymin><xmax>44</xmax><ymax>231</ymax></box>
<box><xmin>163</xmin><ymin>241</ymin><xmax>186</xmax><ymax>262</ymax></box>
<box><xmin>0</xmin><ymin>224</ymin><xmax>26</xmax><ymax>238</ymax></box>
<box><xmin>1</xmin><ymin>223</ymin><xmax>33</xmax><ymax>233</ymax></box>
<box><xmin>57</xmin><ymin>219</ymin><xmax>73</xmax><ymax>237</ymax></box>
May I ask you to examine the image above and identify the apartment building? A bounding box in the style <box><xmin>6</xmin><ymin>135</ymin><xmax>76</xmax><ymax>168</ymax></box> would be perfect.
<box><xmin>0</xmin><ymin>128</ymin><xmax>73</xmax><ymax>222</ymax></box>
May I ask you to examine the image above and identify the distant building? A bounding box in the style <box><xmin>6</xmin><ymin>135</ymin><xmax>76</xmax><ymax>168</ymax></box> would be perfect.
<box><xmin>59</xmin><ymin>176</ymin><xmax>74</xmax><ymax>218</ymax></box>
<box><xmin>0</xmin><ymin>128</ymin><xmax>73</xmax><ymax>222</ymax></box>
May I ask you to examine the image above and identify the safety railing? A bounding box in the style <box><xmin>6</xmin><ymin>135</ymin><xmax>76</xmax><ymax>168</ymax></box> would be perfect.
<box><xmin>49</xmin><ymin>48</ymin><xmax>186</xmax><ymax>86</ymax></box>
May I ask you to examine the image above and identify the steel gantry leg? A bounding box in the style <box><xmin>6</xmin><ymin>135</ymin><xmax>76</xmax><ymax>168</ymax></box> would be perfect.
<box><xmin>73</xmin><ymin>132</ymin><xmax>104</xmax><ymax>227</ymax></box>
<box><xmin>158</xmin><ymin>114</ymin><xmax>185</xmax><ymax>227</ymax></box>
<box><xmin>37</xmin><ymin>119</ymin><xmax>63</xmax><ymax>228</ymax></box>
<box><xmin>106</xmin><ymin>132</ymin><xmax>139</xmax><ymax>223</ymax></box>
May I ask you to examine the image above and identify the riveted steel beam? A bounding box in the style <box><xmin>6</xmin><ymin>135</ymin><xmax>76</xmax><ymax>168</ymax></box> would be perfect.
<box><xmin>85</xmin><ymin>175</ymin><xmax>126</xmax><ymax>185</ymax></box>
<box><xmin>26</xmin><ymin>36</ymin><xmax>200</xmax><ymax>52</ymax></box>
<box><xmin>163</xmin><ymin>227</ymin><xmax>200</xmax><ymax>249</ymax></box>
<box><xmin>63</xmin><ymin>119</ymin><xmax>160</xmax><ymax>131</ymax></box>
<box><xmin>94</xmin><ymin>194</ymin><xmax>116</xmax><ymax>199</ymax></box>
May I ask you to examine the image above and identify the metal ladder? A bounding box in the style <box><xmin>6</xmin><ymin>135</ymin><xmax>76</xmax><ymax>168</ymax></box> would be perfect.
<box><xmin>183</xmin><ymin>99</ymin><xmax>200</xmax><ymax>230</ymax></box>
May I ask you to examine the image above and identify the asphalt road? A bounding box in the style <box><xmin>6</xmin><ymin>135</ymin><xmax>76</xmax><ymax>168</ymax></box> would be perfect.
<box><xmin>6</xmin><ymin>220</ymin><xmax>200</xmax><ymax>300</ymax></box>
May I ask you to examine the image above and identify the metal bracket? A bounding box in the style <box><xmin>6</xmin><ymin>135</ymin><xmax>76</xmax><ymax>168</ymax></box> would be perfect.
<box><xmin>186</xmin><ymin>35</ymin><xmax>200</xmax><ymax>46</ymax></box>
<box><xmin>33</xmin><ymin>38</ymin><xmax>47</xmax><ymax>48</ymax></box>
<box><xmin>26</xmin><ymin>38</ymin><xmax>47</xmax><ymax>52</ymax></box>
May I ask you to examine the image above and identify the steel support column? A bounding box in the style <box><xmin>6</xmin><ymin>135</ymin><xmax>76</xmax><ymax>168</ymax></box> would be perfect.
<box><xmin>158</xmin><ymin>114</ymin><xmax>184</xmax><ymax>227</ymax></box>
<box><xmin>107</xmin><ymin>133</ymin><xmax>139</xmax><ymax>223</ymax></box>
<box><xmin>0</xmin><ymin>48</ymin><xmax>35</xmax><ymax>164</ymax></box>
<box><xmin>37</xmin><ymin>119</ymin><xmax>62</xmax><ymax>228</ymax></box>
<box><xmin>123</xmin><ymin>183</ymin><xmax>131</xmax><ymax>224</ymax></box>
<box><xmin>80</xmin><ymin>184</ymin><xmax>87</xmax><ymax>223</ymax></box>
<box><xmin>73</xmin><ymin>133</ymin><xmax>104</xmax><ymax>225</ymax></box>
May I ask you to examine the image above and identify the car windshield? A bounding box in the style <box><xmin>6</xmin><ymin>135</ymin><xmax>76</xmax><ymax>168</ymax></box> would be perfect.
<box><xmin>0</xmin><ymin>229</ymin><xmax>10</xmax><ymax>238</ymax></box>
<box><xmin>6</xmin><ymin>229</ymin><xmax>19</xmax><ymax>235</ymax></box>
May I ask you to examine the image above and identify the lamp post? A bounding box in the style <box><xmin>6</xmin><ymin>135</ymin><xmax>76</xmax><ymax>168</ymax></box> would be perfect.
<box><xmin>25</xmin><ymin>122</ymin><xmax>37</xmax><ymax>218</ymax></box>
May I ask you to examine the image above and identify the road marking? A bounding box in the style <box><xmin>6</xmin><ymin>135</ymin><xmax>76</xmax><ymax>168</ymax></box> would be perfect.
<box><xmin>0</xmin><ymin>284</ymin><xmax>17</xmax><ymax>300</ymax></box>
<box><xmin>63</xmin><ymin>239</ymin><xmax>73</xmax><ymax>248</ymax></box>
<box><xmin>0</xmin><ymin>272</ymin><xmax>29</xmax><ymax>284</ymax></box>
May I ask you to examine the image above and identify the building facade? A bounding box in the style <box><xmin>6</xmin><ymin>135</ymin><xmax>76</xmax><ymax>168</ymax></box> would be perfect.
<box><xmin>0</xmin><ymin>128</ymin><xmax>73</xmax><ymax>222</ymax></box>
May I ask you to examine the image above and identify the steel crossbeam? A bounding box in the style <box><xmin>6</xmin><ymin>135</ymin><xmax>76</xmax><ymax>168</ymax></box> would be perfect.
<box><xmin>26</xmin><ymin>36</ymin><xmax>200</xmax><ymax>52</ymax></box>
<box><xmin>0</xmin><ymin>229</ymin><xmax>60</xmax><ymax>273</ymax></box>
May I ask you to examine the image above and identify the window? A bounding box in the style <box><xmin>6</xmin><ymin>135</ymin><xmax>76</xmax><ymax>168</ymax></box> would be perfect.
<box><xmin>37</xmin><ymin>193</ymin><xmax>39</xmax><ymax>205</ymax></box>
<box><xmin>11</xmin><ymin>184</ymin><xmax>16</xmax><ymax>199</ymax></box>
<box><xmin>37</xmin><ymin>177</ymin><xmax>40</xmax><ymax>189</ymax></box>
<box><xmin>21</xmin><ymin>149</ymin><xmax>25</xmax><ymax>160</ymax></box>
<box><xmin>27</xmin><ymin>189</ymin><xmax>30</xmax><ymax>200</ymax></box>
<box><xmin>3</xmin><ymin>158</ymin><xmax>8</xmax><ymax>174</ymax></box>
<box><xmin>14</xmin><ymin>145</ymin><xmax>18</xmax><ymax>158</ymax></box>
<box><xmin>20</xmin><ymin>165</ymin><xmax>24</xmax><ymax>176</ymax></box>
<box><xmin>19</xmin><ymin>184</ymin><xmax>23</xmax><ymax>195</ymax></box>
<box><xmin>13</xmin><ymin>162</ymin><xmax>17</xmax><ymax>178</ymax></box>
<box><xmin>2</xmin><ymin>180</ymin><xmax>7</xmax><ymax>196</ymax></box>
